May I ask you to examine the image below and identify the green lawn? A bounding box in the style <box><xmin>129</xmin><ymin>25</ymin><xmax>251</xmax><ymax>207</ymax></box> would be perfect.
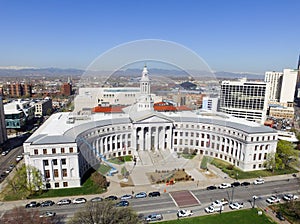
<box><xmin>98</xmin><ymin>164</ymin><xmax>112</xmax><ymax>175</ymax></box>
<box><xmin>159</xmin><ymin>209</ymin><xmax>276</xmax><ymax>224</ymax></box>
<box><xmin>108</xmin><ymin>155</ymin><xmax>133</xmax><ymax>164</ymax></box>
<box><xmin>30</xmin><ymin>176</ymin><xmax>106</xmax><ymax>199</ymax></box>
<box><xmin>210</xmin><ymin>158</ymin><xmax>297</xmax><ymax>179</ymax></box>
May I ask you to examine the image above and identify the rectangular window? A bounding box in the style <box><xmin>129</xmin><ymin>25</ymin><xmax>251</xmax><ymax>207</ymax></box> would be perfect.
<box><xmin>54</xmin><ymin>169</ymin><xmax>59</xmax><ymax>178</ymax></box>
<box><xmin>258</xmin><ymin>153</ymin><xmax>262</xmax><ymax>160</ymax></box>
<box><xmin>61</xmin><ymin>158</ymin><xmax>66</xmax><ymax>165</ymax></box>
<box><xmin>62</xmin><ymin>169</ymin><xmax>67</xmax><ymax>177</ymax></box>
<box><xmin>52</xmin><ymin>148</ymin><xmax>56</xmax><ymax>154</ymax></box>
<box><xmin>43</xmin><ymin>149</ymin><xmax>47</xmax><ymax>154</ymax></box>
<box><xmin>69</xmin><ymin>147</ymin><xmax>73</xmax><ymax>153</ymax></box>
<box><xmin>45</xmin><ymin>170</ymin><xmax>50</xmax><ymax>178</ymax></box>
<box><xmin>55</xmin><ymin>182</ymin><xmax>59</xmax><ymax>188</ymax></box>
<box><xmin>63</xmin><ymin>182</ymin><xmax>68</xmax><ymax>187</ymax></box>
<box><xmin>174</xmin><ymin>139</ymin><xmax>177</xmax><ymax>144</ymax></box>
<box><xmin>43</xmin><ymin>160</ymin><xmax>49</xmax><ymax>166</ymax></box>
<box><xmin>61</xmin><ymin>148</ymin><xmax>65</xmax><ymax>153</ymax></box>
<box><xmin>34</xmin><ymin>149</ymin><xmax>38</xmax><ymax>155</ymax></box>
<box><xmin>253</xmin><ymin>154</ymin><xmax>256</xmax><ymax>161</ymax></box>
<box><xmin>51</xmin><ymin>160</ymin><xmax>57</xmax><ymax>166</ymax></box>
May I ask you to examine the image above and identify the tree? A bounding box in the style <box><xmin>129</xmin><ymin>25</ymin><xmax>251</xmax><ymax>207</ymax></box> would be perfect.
<box><xmin>264</xmin><ymin>152</ymin><xmax>276</xmax><ymax>172</ymax></box>
<box><xmin>68</xmin><ymin>200</ymin><xmax>141</xmax><ymax>224</ymax></box>
<box><xmin>1</xmin><ymin>206</ymin><xmax>63</xmax><ymax>224</ymax></box>
<box><xmin>91</xmin><ymin>172</ymin><xmax>108</xmax><ymax>189</ymax></box>
<box><xmin>276</xmin><ymin>140</ymin><xmax>297</xmax><ymax>167</ymax></box>
<box><xmin>6</xmin><ymin>164</ymin><xmax>43</xmax><ymax>197</ymax></box>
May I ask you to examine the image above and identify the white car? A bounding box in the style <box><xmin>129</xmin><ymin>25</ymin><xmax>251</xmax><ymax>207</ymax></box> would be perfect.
<box><xmin>16</xmin><ymin>155</ymin><xmax>23</xmax><ymax>162</ymax></box>
<box><xmin>39</xmin><ymin>211</ymin><xmax>56</xmax><ymax>217</ymax></box>
<box><xmin>266</xmin><ymin>195</ymin><xmax>280</xmax><ymax>204</ymax></box>
<box><xmin>212</xmin><ymin>200</ymin><xmax>222</xmax><ymax>207</ymax></box>
<box><xmin>1</xmin><ymin>151</ymin><xmax>9</xmax><ymax>156</ymax></box>
<box><xmin>229</xmin><ymin>202</ymin><xmax>244</xmax><ymax>210</ymax></box>
<box><xmin>253</xmin><ymin>179</ymin><xmax>264</xmax><ymax>185</ymax></box>
<box><xmin>57</xmin><ymin>199</ymin><xmax>71</xmax><ymax>205</ymax></box>
<box><xmin>205</xmin><ymin>205</ymin><xmax>223</xmax><ymax>213</ymax></box>
<box><xmin>205</xmin><ymin>205</ymin><xmax>215</xmax><ymax>213</ymax></box>
<box><xmin>120</xmin><ymin>194</ymin><xmax>133</xmax><ymax>200</ymax></box>
<box><xmin>177</xmin><ymin>209</ymin><xmax>193</xmax><ymax>217</ymax></box>
<box><xmin>73</xmin><ymin>197</ymin><xmax>87</xmax><ymax>204</ymax></box>
<box><xmin>218</xmin><ymin>183</ymin><xmax>231</xmax><ymax>189</ymax></box>
<box><xmin>283</xmin><ymin>194</ymin><xmax>299</xmax><ymax>201</ymax></box>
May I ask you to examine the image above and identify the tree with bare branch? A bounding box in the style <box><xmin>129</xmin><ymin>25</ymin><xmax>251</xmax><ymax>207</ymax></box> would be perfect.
<box><xmin>68</xmin><ymin>200</ymin><xmax>141</xmax><ymax>224</ymax></box>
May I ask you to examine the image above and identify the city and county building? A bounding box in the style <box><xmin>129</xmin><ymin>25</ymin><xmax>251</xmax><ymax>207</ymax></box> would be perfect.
<box><xmin>24</xmin><ymin>67</ymin><xmax>278</xmax><ymax>189</ymax></box>
<box><xmin>219</xmin><ymin>78</ymin><xmax>270</xmax><ymax>124</ymax></box>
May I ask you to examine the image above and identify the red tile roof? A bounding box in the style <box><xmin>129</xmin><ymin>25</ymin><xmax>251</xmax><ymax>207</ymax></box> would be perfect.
<box><xmin>153</xmin><ymin>102</ymin><xmax>191</xmax><ymax>112</ymax></box>
<box><xmin>92</xmin><ymin>106</ymin><xmax>124</xmax><ymax>113</ymax></box>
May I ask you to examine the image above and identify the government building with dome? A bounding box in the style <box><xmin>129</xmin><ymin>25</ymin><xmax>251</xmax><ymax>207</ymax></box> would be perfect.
<box><xmin>24</xmin><ymin>66</ymin><xmax>278</xmax><ymax>189</ymax></box>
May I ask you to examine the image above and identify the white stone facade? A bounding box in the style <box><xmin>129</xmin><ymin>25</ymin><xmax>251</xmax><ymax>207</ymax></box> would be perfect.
<box><xmin>24</xmin><ymin>67</ymin><xmax>278</xmax><ymax>189</ymax></box>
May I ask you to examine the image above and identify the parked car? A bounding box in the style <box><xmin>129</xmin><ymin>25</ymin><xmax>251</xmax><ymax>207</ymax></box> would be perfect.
<box><xmin>241</xmin><ymin>181</ymin><xmax>250</xmax><ymax>186</ymax></box>
<box><xmin>1</xmin><ymin>151</ymin><xmax>9</xmax><ymax>156</ymax></box>
<box><xmin>229</xmin><ymin>202</ymin><xmax>243</xmax><ymax>210</ymax></box>
<box><xmin>266</xmin><ymin>195</ymin><xmax>281</xmax><ymax>204</ymax></box>
<box><xmin>276</xmin><ymin>212</ymin><xmax>285</xmax><ymax>221</ymax></box>
<box><xmin>212</xmin><ymin>200</ymin><xmax>222</xmax><ymax>207</ymax></box>
<box><xmin>120</xmin><ymin>194</ymin><xmax>133</xmax><ymax>200</ymax></box>
<box><xmin>283</xmin><ymin>194</ymin><xmax>299</xmax><ymax>201</ymax></box>
<box><xmin>218</xmin><ymin>183</ymin><xmax>231</xmax><ymax>189</ymax></box>
<box><xmin>105</xmin><ymin>195</ymin><xmax>118</xmax><ymax>200</ymax></box>
<box><xmin>177</xmin><ymin>209</ymin><xmax>193</xmax><ymax>217</ymax></box>
<box><xmin>148</xmin><ymin>191</ymin><xmax>160</xmax><ymax>197</ymax></box>
<box><xmin>231</xmin><ymin>181</ymin><xmax>241</xmax><ymax>187</ymax></box>
<box><xmin>206</xmin><ymin>185</ymin><xmax>217</xmax><ymax>190</ymax></box>
<box><xmin>115</xmin><ymin>200</ymin><xmax>129</xmax><ymax>207</ymax></box>
<box><xmin>205</xmin><ymin>205</ymin><xmax>223</xmax><ymax>213</ymax></box>
<box><xmin>57</xmin><ymin>199</ymin><xmax>71</xmax><ymax>205</ymax></box>
<box><xmin>25</xmin><ymin>201</ymin><xmax>40</xmax><ymax>208</ymax></box>
<box><xmin>135</xmin><ymin>192</ymin><xmax>147</xmax><ymax>198</ymax></box>
<box><xmin>40</xmin><ymin>200</ymin><xmax>55</xmax><ymax>207</ymax></box>
<box><xmin>253</xmin><ymin>179</ymin><xmax>264</xmax><ymax>185</ymax></box>
<box><xmin>145</xmin><ymin>213</ymin><xmax>163</xmax><ymax>222</ymax></box>
<box><xmin>39</xmin><ymin>211</ymin><xmax>56</xmax><ymax>217</ymax></box>
<box><xmin>73</xmin><ymin>197</ymin><xmax>87</xmax><ymax>204</ymax></box>
<box><xmin>90</xmin><ymin>197</ymin><xmax>103</xmax><ymax>202</ymax></box>
<box><xmin>16</xmin><ymin>155</ymin><xmax>23</xmax><ymax>162</ymax></box>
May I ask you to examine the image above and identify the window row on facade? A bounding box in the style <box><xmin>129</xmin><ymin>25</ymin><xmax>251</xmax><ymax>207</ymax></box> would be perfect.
<box><xmin>33</xmin><ymin>147</ymin><xmax>74</xmax><ymax>155</ymax></box>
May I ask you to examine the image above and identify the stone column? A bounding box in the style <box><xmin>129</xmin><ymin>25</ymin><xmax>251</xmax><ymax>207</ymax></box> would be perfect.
<box><xmin>155</xmin><ymin>126</ymin><xmax>159</xmax><ymax>151</ymax></box>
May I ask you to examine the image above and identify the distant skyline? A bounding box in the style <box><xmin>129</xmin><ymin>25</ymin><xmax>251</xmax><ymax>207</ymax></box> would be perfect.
<box><xmin>0</xmin><ymin>0</ymin><xmax>299</xmax><ymax>74</ymax></box>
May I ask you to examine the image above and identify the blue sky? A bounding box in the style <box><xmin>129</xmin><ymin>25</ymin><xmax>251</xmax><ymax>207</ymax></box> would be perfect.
<box><xmin>0</xmin><ymin>0</ymin><xmax>299</xmax><ymax>73</ymax></box>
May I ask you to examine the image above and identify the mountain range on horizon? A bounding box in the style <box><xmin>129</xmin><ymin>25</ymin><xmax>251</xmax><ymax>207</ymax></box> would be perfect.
<box><xmin>0</xmin><ymin>67</ymin><xmax>264</xmax><ymax>80</ymax></box>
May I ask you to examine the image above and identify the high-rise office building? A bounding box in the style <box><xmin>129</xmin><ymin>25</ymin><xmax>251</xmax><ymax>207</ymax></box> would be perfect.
<box><xmin>280</xmin><ymin>69</ymin><xmax>297</xmax><ymax>105</ymax></box>
<box><xmin>265</xmin><ymin>69</ymin><xmax>297</xmax><ymax>106</ymax></box>
<box><xmin>264</xmin><ymin>71</ymin><xmax>283</xmax><ymax>102</ymax></box>
<box><xmin>0</xmin><ymin>96</ymin><xmax>7</xmax><ymax>144</ymax></box>
<box><xmin>219</xmin><ymin>78</ymin><xmax>269</xmax><ymax>124</ymax></box>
